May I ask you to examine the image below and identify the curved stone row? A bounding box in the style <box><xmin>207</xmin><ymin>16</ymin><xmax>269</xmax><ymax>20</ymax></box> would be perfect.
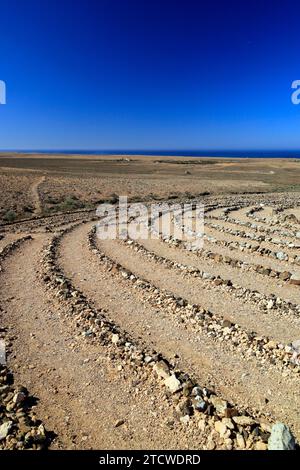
<box><xmin>130</xmin><ymin>211</ymin><xmax>300</xmax><ymax>318</ymax></box>
<box><xmin>247</xmin><ymin>207</ymin><xmax>300</xmax><ymax>230</ymax></box>
<box><xmin>168</xmin><ymin>223</ymin><xmax>300</xmax><ymax>286</ymax></box>
<box><xmin>205</xmin><ymin>218</ymin><xmax>300</xmax><ymax>252</ymax></box>
<box><xmin>0</xmin><ymin>208</ymin><xmax>96</xmax><ymax>234</ymax></box>
<box><xmin>203</xmin><ymin>224</ymin><xmax>300</xmax><ymax>266</ymax></box>
<box><xmin>89</xmin><ymin>228</ymin><xmax>300</xmax><ymax>378</ymax></box>
<box><xmin>121</xmin><ymin>236</ymin><xmax>300</xmax><ymax>321</ymax></box>
<box><xmin>194</xmin><ymin>248</ymin><xmax>299</xmax><ymax>286</ymax></box>
<box><xmin>0</xmin><ymin>236</ymin><xmax>32</xmax><ymax>269</ymax></box>
<box><xmin>0</xmin><ymin>364</ymin><xmax>49</xmax><ymax>450</ymax></box>
<box><xmin>40</xmin><ymin>221</ymin><xmax>292</xmax><ymax>450</ymax></box>
<box><xmin>206</xmin><ymin>212</ymin><xmax>298</xmax><ymax>241</ymax></box>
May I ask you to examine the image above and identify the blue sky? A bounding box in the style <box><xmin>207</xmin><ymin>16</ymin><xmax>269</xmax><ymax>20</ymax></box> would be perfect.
<box><xmin>0</xmin><ymin>0</ymin><xmax>300</xmax><ymax>150</ymax></box>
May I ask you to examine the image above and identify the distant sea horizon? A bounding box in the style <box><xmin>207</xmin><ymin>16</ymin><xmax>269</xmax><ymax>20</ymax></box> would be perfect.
<box><xmin>1</xmin><ymin>150</ymin><xmax>300</xmax><ymax>158</ymax></box>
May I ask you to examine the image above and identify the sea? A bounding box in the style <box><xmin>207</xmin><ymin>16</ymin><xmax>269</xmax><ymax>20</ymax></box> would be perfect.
<box><xmin>3</xmin><ymin>150</ymin><xmax>300</xmax><ymax>158</ymax></box>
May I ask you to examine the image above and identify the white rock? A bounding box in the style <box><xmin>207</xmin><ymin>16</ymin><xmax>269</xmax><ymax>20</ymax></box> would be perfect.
<box><xmin>164</xmin><ymin>374</ymin><xmax>181</xmax><ymax>393</ymax></box>
<box><xmin>268</xmin><ymin>422</ymin><xmax>296</xmax><ymax>450</ymax></box>
<box><xmin>180</xmin><ymin>415</ymin><xmax>190</xmax><ymax>425</ymax></box>
<box><xmin>111</xmin><ymin>334</ymin><xmax>119</xmax><ymax>344</ymax></box>
<box><xmin>0</xmin><ymin>421</ymin><xmax>12</xmax><ymax>440</ymax></box>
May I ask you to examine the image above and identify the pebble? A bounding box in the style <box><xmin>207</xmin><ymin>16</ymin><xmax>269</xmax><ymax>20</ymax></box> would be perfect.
<box><xmin>222</xmin><ymin>417</ymin><xmax>235</xmax><ymax>429</ymax></box>
<box><xmin>164</xmin><ymin>374</ymin><xmax>181</xmax><ymax>393</ymax></box>
<box><xmin>0</xmin><ymin>421</ymin><xmax>12</xmax><ymax>441</ymax></box>
<box><xmin>153</xmin><ymin>360</ymin><xmax>170</xmax><ymax>379</ymax></box>
<box><xmin>276</xmin><ymin>252</ymin><xmax>286</xmax><ymax>261</ymax></box>
<box><xmin>214</xmin><ymin>421</ymin><xmax>227</xmax><ymax>436</ymax></box>
<box><xmin>180</xmin><ymin>415</ymin><xmax>190</xmax><ymax>425</ymax></box>
<box><xmin>206</xmin><ymin>439</ymin><xmax>216</xmax><ymax>450</ymax></box>
<box><xmin>198</xmin><ymin>419</ymin><xmax>206</xmax><ymax>432</ymax></box>
<box><xmin>111</xmin><ymin>334</ymin><xmax>119</xmax><ymax>344</ymax></box>
<box><xmin>233</xmin><ymin>416</ymin><xmax>256</xmax><ymax>426</ymax></box>
<box><xmin>210</xmin><ymin>396</ymin><xmax>228</xmax><ymax>416</ymax></box>
<box><xmin>115</xmin><ymin>419</ymin><xmax>125</xmax><ymax>428</ymax></box>
<box><xmin>236</xmin><ymin>433</ymin><xmax>245</xmax><ymax>449</ymax></box>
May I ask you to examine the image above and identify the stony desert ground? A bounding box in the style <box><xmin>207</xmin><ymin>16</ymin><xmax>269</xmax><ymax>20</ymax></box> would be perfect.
<box><xmin>0</xmin><ymin>153</ymin><xmax>300</xmax><ymax>450</ymax></box>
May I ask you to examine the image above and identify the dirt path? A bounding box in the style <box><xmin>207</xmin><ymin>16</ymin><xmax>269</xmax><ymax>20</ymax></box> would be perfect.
<box><xmin>57</xmin><ymin>221</ymin><xmax>300</xmax><ymax>439</ymax></box>
<box><xmin>30</xmin><ymin>176</ymin><xmax>45</xmax><ymax>215</ymax></box>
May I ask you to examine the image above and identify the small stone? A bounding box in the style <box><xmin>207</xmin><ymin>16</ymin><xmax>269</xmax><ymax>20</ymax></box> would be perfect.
<box><xmin>215</xmin><ymin>421</ymin><xmax>227</xmax><ymax>436</ymax></box>
<box><xmin>180</xmin><ymin>415</ymin><xmax>190</xmax><ymax>425</ymax></box>
<box><xmin>266</xmin><ymin>300</ymin><xmax>274</xmax><ymax>310</ymax></box>
<box><xmin>279</xmin><ymin>271</ymin><xmax>291</xmax><ymax>281</ymax></box>
<box><xmin>276</xmin><ymin>252</ymin><xmax>286</xmax><ymax>261</ymax></box>
<box><xmin>224</xmin><ymin>438</ymin><xmax>233</xmax><ymax>450</ymax></box>
<box><xmin>153</xmin><ymin>360</ymin><xmax>170</xmax><ymax>379</ymax></box>
<box><xmin>222</xmin><ymin>417</ymin><xmax>235</xmax><ymax>429</ymax></box>
<box><xmin>115</xmin><ymin>419</ymin><xmax>125</xmax><ymax>428</ymax></box>
<box><xmin>176</xmin><ymin>399</ymin><xmax>193</xmax><ymax>417</ymax></box>
<box><xmin>193</xmin><ymin>399</ymin><xmax>207</xmax><ymax>412</ymax></box>
<box><xmin>265</xmin><ymin>340</ymin><xmax>278</xmax><ymax>350</ymax></box>
<box><xmin>0</xmin><ymin>421</ymin><xmax>12</xmax><ymax>440</ymax></box>
<box><xmin>198</xmin><ymin>419</ymin><xmax>206</xmax><ymax>432</ymax></box>
<box><xmin>111</xmin><ymin>334</ymin><xmax>119</xmax><ymax>344</ymax></box>
<box><xmin>33</xmin><ymin>424</ymin><xmax>46</xmax><ymax>442</ymax></box>
<box><xmin>206</xmin><ymin>439</ymin><xmax>216</xmax><ymax>450</ymax></box>
<box><xmin>191</xmin><ymin>386</ymin><xmax>202</xmax><ymax>397</ymax></box>
<box><xmin>233</xmin><ymin>416</ymin><xmax>256</xmax><ymax>426</ymax></box>
<box><xmin>210</xmin><ymin>396</ymin><xmax>228</xmax><ymax>416</ymax></box>
<box><xmin>268</xmin><ymin>422</ymin><xmax>296</xmax><ymax>450</ymax></box>
<box><xmin>236</xmin><ymin>433</ymin><xmax>245</xmax><ymax>449</ymax></box>
<box><xmin>164</xmin><ymin>374</ymin><xmax>181</xmax><ymax>393</ymax></box>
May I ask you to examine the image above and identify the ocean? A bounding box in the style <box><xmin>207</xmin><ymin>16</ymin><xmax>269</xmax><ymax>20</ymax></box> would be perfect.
<box><xmin>3</xmin><ymin>150</ymin><xmax>300</xmax><ymax>158</ymax></box>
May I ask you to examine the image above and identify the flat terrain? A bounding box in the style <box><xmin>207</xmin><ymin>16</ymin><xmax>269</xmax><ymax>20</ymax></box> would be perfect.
<box><xmin>0</xmin><ymin>153</ymin><xmax>300</xmax><ymax>450</ymax></box>
<box><xmin>1</xmin><ymin>153</ymin><xmax>300</xmax><ymax>222</ymax></box>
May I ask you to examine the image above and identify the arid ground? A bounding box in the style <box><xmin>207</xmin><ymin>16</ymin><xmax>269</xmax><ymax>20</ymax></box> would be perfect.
<box><xmin>0</xmin><ymin>153</ymin><xmax>300</xmax><ymax>450</ymax></box>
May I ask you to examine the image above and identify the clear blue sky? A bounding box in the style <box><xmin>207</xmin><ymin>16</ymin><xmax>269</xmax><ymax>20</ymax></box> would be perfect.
<box><xmin>0</xmin><ymin>0</ymin><xmax>300</xmax><ymax>151</ymax></box>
